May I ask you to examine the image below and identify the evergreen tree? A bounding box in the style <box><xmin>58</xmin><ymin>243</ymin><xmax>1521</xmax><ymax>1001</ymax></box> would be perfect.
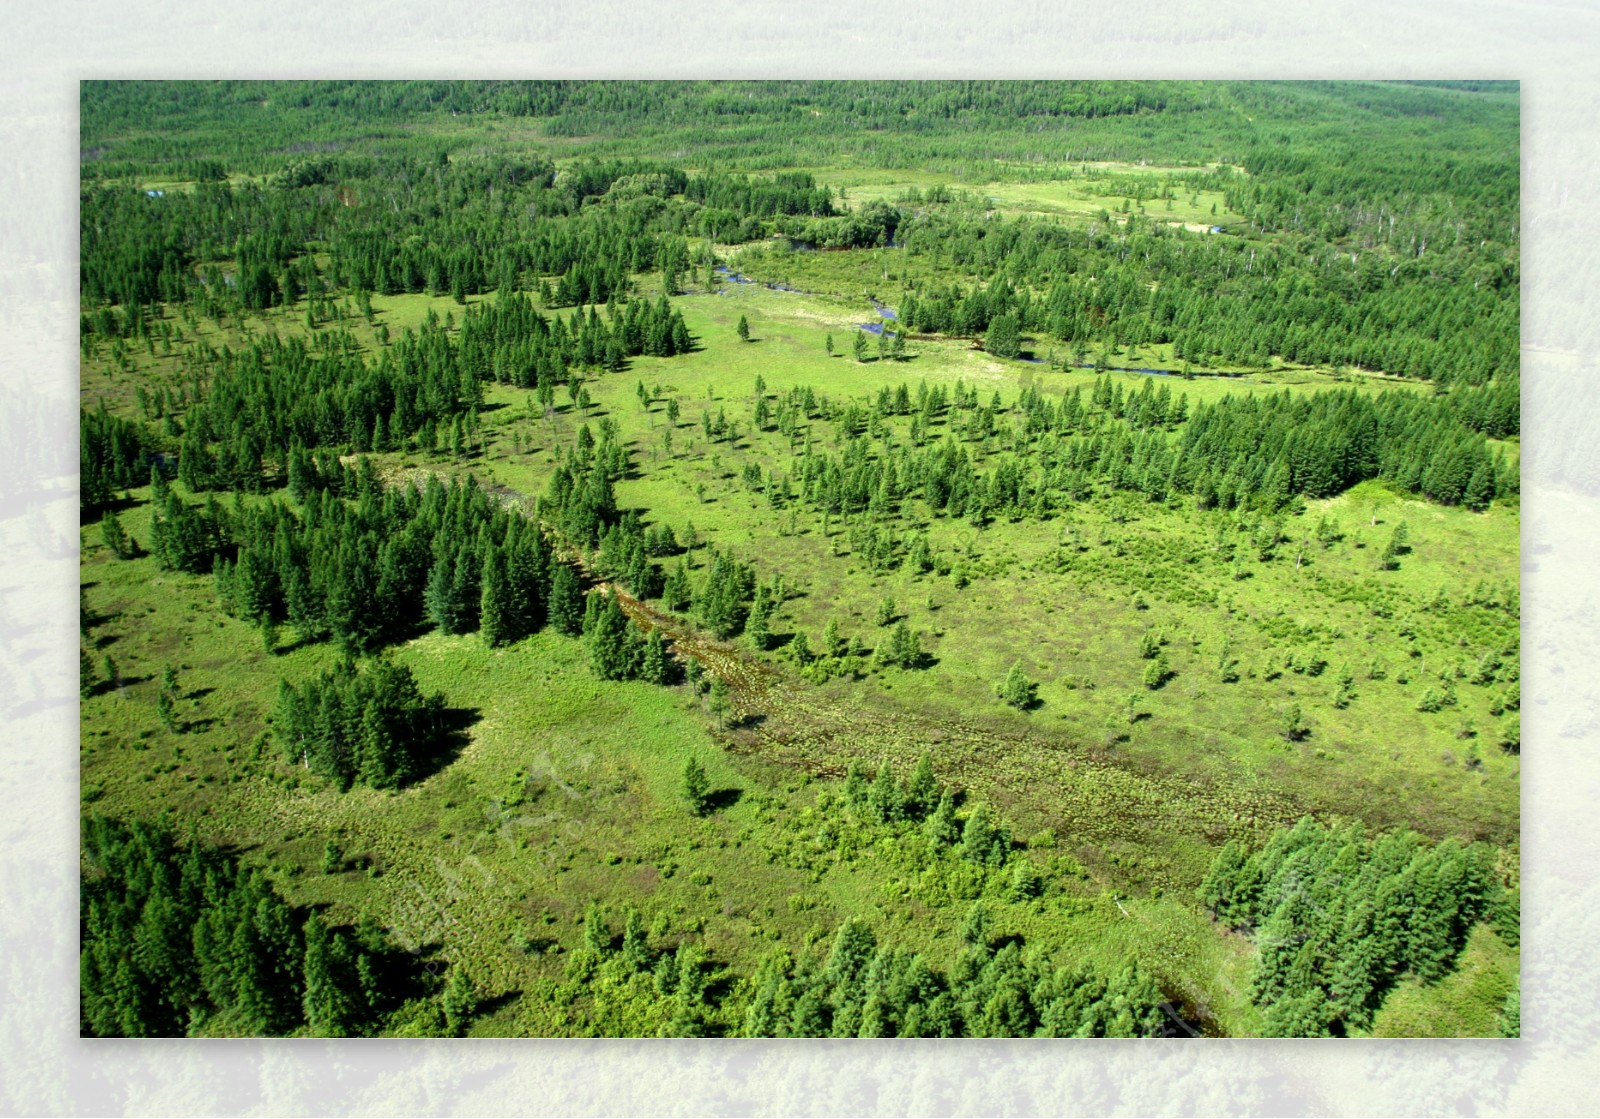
<box><xmin>100</xmin><ymin>509</ymin><xmax>132</xmax><ymax>559</ymax></box>
<box><xmin>960</xmin><ymin>803</ymin><xmax>1009</xmax><ymax>866</ymax></box>
<box><xmin>867</xmin><ymin>763</ymin><xmax>903</xmax><ymax>824</ymax></box>
<box><xmin>682</xmin><ymin>756</ymin><xmax>711</xmax><ymax>816</ymax></box>
<box><xmin>736</xmin><ymin>314</ymin><xmax>750</xmax><ymax>343</ymax></box>
<box><xmin>589</xmin><ymin>594</ymin><xmax>641</xmax><ymax>681</ymax></box>
<box><xmin>878</xmin><ymin>620</ymin><xmax>922</xmax><ymax>669</ymax></box>
<box><xmin>905</xmin><ymin>752</ymin><xmax>940</xmax><ymax>819</ymax></box>
<box><xmin>924</xmin><ymin>789</ymin><xmax>961</xmax><ymax>848</ymax></box>
<box><xmin>641</xmin><ymin>628</ymin><xmax>673</xmax><ymax>685</ymax></box>
<box><xmin>997</xmin><ymin>661</ymin><xmax>1037</xmax><ymax>710</ymax></box>
<box><xmin>441</xmin><ymin>965</ymin><xmax>477</xmax><ymax>1038</ymax></box>
<box><xmin>480</xmin><ymin>547</ymin><xmax>512</xmax><ymax>647</ymax></box>
<box><xmin>302</xmin><ymin>915</ymin><xmax>356</xmax><ymax>1037</ymax></box>
<box><xmin>547</xmin><ymin>563</ymin><xmax>585</xmax><ymax>636</ymax></box>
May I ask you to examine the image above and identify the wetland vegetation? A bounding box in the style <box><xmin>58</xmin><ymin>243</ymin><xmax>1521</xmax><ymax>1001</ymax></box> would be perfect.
<box><xmin>78</xmin><ymin>80</ymin><xmax>1519</xmax><ymax>1037</ymax></box>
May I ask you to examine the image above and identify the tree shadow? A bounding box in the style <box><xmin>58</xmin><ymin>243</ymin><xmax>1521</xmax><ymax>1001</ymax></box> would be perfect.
<box><xmin>407</xmin><ymin>706</ymin><xmax>481</xmax><ymax>784</ymax></box>
<box><xmin>80</xmin><ymin>495</ymin><xmax>143</xmax><ymax>525</ymax></box>
<box><xmin>705</xmin><ymin>786</ymin><xmax>743</xmax><ymax>812</ymax></box>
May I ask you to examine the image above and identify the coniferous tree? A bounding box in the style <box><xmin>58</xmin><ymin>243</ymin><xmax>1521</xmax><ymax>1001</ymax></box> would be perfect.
<box><xmin>547</xmin><ymin>563</ymin><xmax>585</xmax><ymax>636</ymax></box>
<box><xmin>928</xmin><ymin>787</ymin><xmax>960</xmax><ymax>851</ymax></box>
<box><xmin>479</xmin><ymin>547</ymin><xmax>512</xmax><ymax>647</ymax></box>
<box><xmin>589</xmin><ymin>594</ymin><xmax>642</xmax><ymax>680</ymax></box>
<box><xmin>100</xmin><ymin>509</ymin><xmax>132</xmax><ymax>558</ymax></box>
<box><xmin>682</xmin><ymin>756</ymin><xmax>711</xmax><ymax>816</ymax></box>
<box><xmin>905</xmin><ymin>752</ymin><xmax>940</xmax><ymax>819</ymax></box>
<box><xmin>997</xmin><ymin>661</ymin><xmax>1037</xmax><ymax>710</ymax></box>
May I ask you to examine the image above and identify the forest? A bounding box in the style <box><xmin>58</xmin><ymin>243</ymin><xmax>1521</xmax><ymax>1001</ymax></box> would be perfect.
<box><xmin>79</xmin><ymin>80</ymin><xmax>1519</xmax><ymax>1038</ymax></box>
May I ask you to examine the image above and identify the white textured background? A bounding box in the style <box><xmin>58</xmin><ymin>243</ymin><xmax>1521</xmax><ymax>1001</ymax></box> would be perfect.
<box><xmin>3</xmin><ymin>6</ymin><xmax>1596</xmax><ymax>1115</ymax></box>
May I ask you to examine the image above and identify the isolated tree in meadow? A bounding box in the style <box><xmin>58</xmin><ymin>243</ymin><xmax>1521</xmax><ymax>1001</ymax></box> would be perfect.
<box><xmin>1280</xmin><ymin>703</ymin><xmax>1309</xmax><ymax>741</ymax></box>
<box><xmin>853</xmin><ymin>330</ymin><xmax>869</xmax><ymax>362</ymax></box>
<box><xmin>707</xmin><ymin>676</ymin><xmax>731</xmax><ymax>725</ymax></box>
<box><xmin>825</xmin><ymin>334</ymin><xmax>834</xmax><ymax>357</ymax></box>
<box><xmin>1142</xmin><ymin>653</ymin><xmax>1170</xmax><ymax>690</ymax></box>
<box><xmin>876</xmin><ymin>596</ymin><xmax>897</xmax><ymax>627</ymax></box>
<box><xmin>997</xmin><ymin>661</ymin><xmax>1037</xmax><ymax>710</ymax></box>
<box><xmin>156</xmin><ymin>688</ymin><xmax>178</xmax><ymax>732</ymax></box>
<box><xmin>736</xmin><ymin>315</ymin><xmax>750</xmax><ymax>343</ymax></box>
<box><xmin>683</xmin><ymin>756</ymin><xmax>711</xmax><ymax>816</ymax></box>
<box><xmin>879</xmin><ymin>620</ymin><xmax>922</xmax><ymax>669</ymax></box>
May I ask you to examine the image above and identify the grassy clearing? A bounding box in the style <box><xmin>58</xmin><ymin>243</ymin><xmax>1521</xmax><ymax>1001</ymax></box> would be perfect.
<box><xmin>1368</xmin><ymin>924</ymin><xmax>1517</xmax><ymax>1037</ymax></box>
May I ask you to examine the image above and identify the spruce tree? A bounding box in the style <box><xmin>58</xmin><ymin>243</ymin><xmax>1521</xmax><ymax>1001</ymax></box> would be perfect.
<box><xmin>867</xmin><ymin>763</ymin><xmax>902</xmax><ymax>824</ymax></box>
<box><xmin>905</xmin><ymin>752</ymin><xmax>940</xmax><ymax>819</ymax></box>
<box><xmin>100</xmin><ymin>509</ymin><xmax>131</xmax><ymax>559</ymax></box>
<box><xmin>997</xmin><ymin>661</ymin><xmax>1037</xmax><ymax>710</ymax></box>
<box><xmin>641</xmin><ymin>628</ymin><xmax>672</xmax><ymax>685</ymax></box>
<box><xmin>589</xmin><ymin>595</ymin><xmax>640</xmax><ymax>681</ymax></box>
<box><xmin>80</xmin><ymin>648</ymin><xmax>99</xmax><ymax>698</ymax></box>
<box><xmin>882</xmin><ymin>620</ymin><xmax>921</xmax><ymax>669</ymax></box>
<box><xmin>302</xmin><ymin>915</ymin><xmax>355</xmax><ymax>1037</ymax></box>
<box><xmin>547</xmin><ymin>563</ymin><xmax>584</xmax><ymax>636</ymax></box>
<box><xmin>441</xmin><ymin>964</ymin><xmax>477</xmax><ymax>1038</ymax></box>
<box><xmin>480</xmin><ymin>548</ymin><xmax>511</xmax><ymax>647</ymax></box>
<box><xmin>682</xmin><ymin>756</ymin><xmax>711</xmax><ymax>816</ymax></box>
<box><xmin>924</xmin><ymin>790</ymin><xmax>960</xmax><ymax>848</ymax></box>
